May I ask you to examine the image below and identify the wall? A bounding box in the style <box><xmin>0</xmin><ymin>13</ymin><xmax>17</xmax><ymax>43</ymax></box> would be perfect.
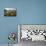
<box><xmin>0</xmin><ymin>0</ymin><xmax>46</xmax><ymax>44</ymax></box>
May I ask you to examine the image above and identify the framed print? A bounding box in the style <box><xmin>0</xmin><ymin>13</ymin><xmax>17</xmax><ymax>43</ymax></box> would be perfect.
<box><xmin>4</xmin><ymin>8</ymin><xmax>16</xmax><ymax>16</ymax></box>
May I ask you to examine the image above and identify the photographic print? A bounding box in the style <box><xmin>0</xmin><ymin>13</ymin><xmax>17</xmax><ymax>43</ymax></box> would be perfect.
<box><xmin>4</xmin><ymin>8</ymin><xmax>16</xmax><ymax>16</ymax></box>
